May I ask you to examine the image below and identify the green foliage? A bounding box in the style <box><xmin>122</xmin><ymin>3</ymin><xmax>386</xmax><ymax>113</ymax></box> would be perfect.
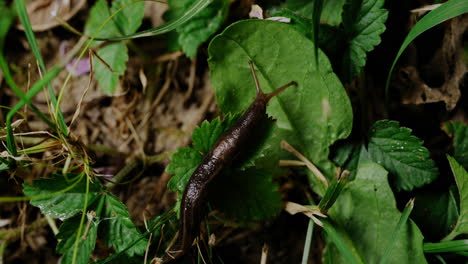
<box><xmin>101</xmin><ymin>193</ymin><xmax>147</xmax><ymax>256</ymax></box>
<box><xmin>109</xmin><ymin>0</ymin><xmax>144</xmax><ymax>36</ymax></box>
<box><xmin>445</xmin><ymin>122</ymin><xmax>468</xmax><ymax>170</ymax></box>
<box><xmin>208</xmin><ymin>20</ymin><xmax>353</xmax><ymax>195</ymax></box>
<box><xmin>386</xmin><ymin>0</ymin><xmax>468</xmax><ymax>98</ymax></box>
<box><xmin>341</xmin><ymin>0</ymin><xmax>388</xmax><ymax>82</ymax></box>
<box><xmin>192</xmin><ymin>114</ymin><xmax>239</xmax><ymax>153</ymax></box>
<box><xmin>56</xmin><ymin>215</ymin><xmax>99</xmax><ymax>264</ymax></box>
<box><xmin>23</xmin><ymin>174</ymin><xmax>102</xmax><ymax>219</ymax></box>
<box><xmin>93</xmin><ymin>42</ymin><xmax>129</xmax><ymax>94</ymax></box>
<box><xmin>411</xmin><ymin>187</ymin><xmax>459</xmax><ymax>241</ymax></box>
<box><xmin>165</xmin><ymin>0</ymin><xmax>229</xmax><ymax>57</ymax></box>
<box><xmin>209</xmin><ymin>168</ymin><xmax>282</xmax><ymax>220</ymax></box>
<box><xmin>327</xmin><ymin>161</ymin><xmax>427</xmax><ymax>263</ymax></box>
<box><xmin>444</xmin><ymin>156</ymin><xmax>468</xmax><ymax>241</ymax></box>
<box><xmin>84</xmin><ymin>0</ymin><xmax>142</xmax><ymax>93</ymax></box>
<box><xmin>166</xmin><ymin>114</ymin><xmax>282</xmax><ymax>220</ymax></box>
<box><xmin>368</xmin><ymin>120</ymin><xmax>438</xmax><ymax>191</ymax></box>
<box><xmin>166</xmin><ymin>147</ymin><xmax>203</xmax><ymax>192</ymax></box>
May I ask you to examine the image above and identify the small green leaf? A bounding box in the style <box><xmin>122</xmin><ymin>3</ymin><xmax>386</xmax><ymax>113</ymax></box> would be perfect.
<box><xmin>23</xmin><ymin>175</ymin><xmax>102</xmax><ymax>219</ymax></box>
<box><xmin>444</xmin><ymin>156</ymin><xmax>468</xmax><ymax>241</ymax></box>
<box><xmin>327</xmin><ymin>161</ymin><xmax>427</xmax><ymax>263</ymax></box>
<box><xmin>445</xmin><ymin>122</ymin><xmax>468</xmax><ymax>170</ymax></box>
<box><xmin>208</xmin><ymin>20</ymin><xmax>353</xmax><ymax>193</ymax></box>
<box><xmin>341</xmin><ymin>0</ymin><xmax>388</xmax><ymax>82</ymax></box>
<box><xmin>93</xmin><ymin>42</ymin><xmax>128</xmax><ymax>94</ymax></box>
<box><xmin>368</xmin><ymin>120</ymin><xmax>438</xmax><ymax>191</ymax></box>
<box><xmin>165</xmin><ymin>0</ymin><xmax>229</xmax><ymax>57</ymax></box>
<box><xmin>166</xmin><ymin>147</ymin><xmax>203</xmax><ymax>192</ymax></box>
<box><xmin>101</xmin><ymin>193</ymin><xmax>147</xmax><ymax>256</ymax></box>
<box><xmin>110</xmin><ymin>0</ymin><xmax>144</xmax><ymax>36</ymax></box>
<box><xmin>191</xmin><ymin>114</ymin><xmax>239</xmax><ymax>153</ymax></box>
<box><xmin>84</xmin><ymin>0</ymin><xmax>120</xmax><ymax>38</ymax></box>
<box><xmin>56</xmin><ymin>215</ymin><xmax>98</xmax><ymax>264</ymax></box>
<box><xmin>209</xmin><ymin>168</ymin><xmax>282</xmax><ymax>220</ymax></box>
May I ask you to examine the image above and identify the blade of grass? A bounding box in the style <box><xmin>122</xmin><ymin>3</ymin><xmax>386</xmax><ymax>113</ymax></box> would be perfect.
<box><xmin>379</xmin><ymin>198</ymin><xmax>415</xmax><ymax>264</ymax></box>
<box><xmin>0</xmin><ymin>2</ymin><xmax>57</xmax><ymax>132</ymax></box>
<box><xmin>14</xmin><ymin>0</ymin><xmax>68</xmax><ymax>136</ymax></box>
<box><xmin>321</xmin><ymin>219</ymin><xmax>364</xmax><ymax>264</ymax></box>
<box><xmin>301</xmin><ymin>219</ymin><xmax>315</xmax><ymax>264</ymax></box>
<box><xmin>318</xmin><ymin>170</ymin><xmax>349</xmax><ymax>213</ymax></box>
<box><xmin>423</xmin><ymin>239</ymin><xmax>468</xmax><ymax>253</ymax></box>
<box><xmin>6</xmin><ymin>66</ymin><xmax>62</xmax><ymax>156</ymax></box>
<box><xmin>385</xmin><ymin>0</ymin><xmax>468</xmax><ymax>101</ymax></box>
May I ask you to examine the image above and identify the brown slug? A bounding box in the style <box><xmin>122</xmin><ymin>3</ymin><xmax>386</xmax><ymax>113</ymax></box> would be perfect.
<box><xmin>163</xmin><ymin>61</ymin><xmax>296</xmax><ymax>262</ymax></box>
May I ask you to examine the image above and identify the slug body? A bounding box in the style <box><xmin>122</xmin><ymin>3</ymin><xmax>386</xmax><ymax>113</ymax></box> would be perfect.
<box><xmin>164</xmin><ymin>61</ymin><xmax>296</xmax><ymax>262</ymax></box>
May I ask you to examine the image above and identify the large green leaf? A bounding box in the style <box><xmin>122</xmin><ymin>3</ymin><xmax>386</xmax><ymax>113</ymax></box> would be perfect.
<box><xmin>445</xmin><ymin>122</ymin><xmax>468</xmax><ymax>170</ymax></box>
<box><xmin>56</xmin><ymin>215</ymin><xmax>98</xmax><ymax>264</ymax></box>
<box><xmin>385</xmin><ymin>0</ymin><xmax>468</xmax><ymax>97</ymax></box>
<box><xmin>327</xmin><ymin>161</ymin><xmax>427</xmax><ymax>263</ymax></box>
<box><xmin>101</xmin><ymin>193</ymin><xmax>147</xmax><ymax>256</ymax></box>
<box><xmin>368</xmin><ymin>120</ymin><xmax>438</xmax><ymax>191</ymax></box>
<box><xmin>341</xmin><ymin>0</ymin><xmax>388</xmax><ymax>82</ymax></box>
<box><xmin>444</xmin><ymin>156</ymin><xmax>468</xmax><ymax>241</ymax></box>
<box><xmin>208</xmin><ymin>20</ymin><xmax>353</xmax><ymax>193</ymax></box>
<box><xmin>165</xmin><ymin>0</ymin><xmax>229</xmax><ymax>57</ymax></box>
<box><xmin>23</xmin><ymin>175</ymin><xmax>102</xmax><ymax>219</ymax></box>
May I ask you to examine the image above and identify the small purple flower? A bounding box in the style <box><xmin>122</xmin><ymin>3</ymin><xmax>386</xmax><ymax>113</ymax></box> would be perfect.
<box><xmin>60</xmin><ymin>41</ymin><xmax>90</xmax><ymax>76</ymax></box>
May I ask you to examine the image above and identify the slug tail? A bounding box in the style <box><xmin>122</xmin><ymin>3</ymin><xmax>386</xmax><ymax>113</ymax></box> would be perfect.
<box><xmin>248</xmin><ymin>60</ymin><xmax>297</xmax><ymax>103</ymax></box>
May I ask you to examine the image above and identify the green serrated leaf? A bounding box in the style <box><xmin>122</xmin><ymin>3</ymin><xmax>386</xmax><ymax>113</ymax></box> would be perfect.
<box><xmin>56</xmin><ymin>215</ymin><xmax>98</xmax><ymax>264</ymax></box>
<box><xmin>445</xmin><ymin>122</ymin><xmax>468</xmax><ymax>170</ymax></box>
<box><xmin>327</xmin><ymin>161</ymin><xmax>427</xmax><ymax>264</ymax></box>
<box><xmin>84</xmin><ymin>0</ymin><xmax>120</xmax><ymax>38</ymax></box>
<box><xmin>192</xmin><ymin>114</ymin><xmax>239</xmax><ymax>153</ymax></box>
<box><xmin>341</xmin><ymin>0</ymin><xmax>388</xmax><ymax>82</ymax></box>
<box><xmin>208</xmin><ymin>19</ymin><xmax>353</xmax><ymax>195</ymax></box>
<box><xmin>93</xmin><ymin>42</ymin><xmax>128</xmax><ymax>94</ymax></box>
<box><xmin>209</xmin><ymin>168</ymin><xmax>282</xmax><ymax>220</ymax></box>
<box><xmin>23</xmin><ymin>175</ymin><xmax>102</xmax><ymax>219</ymax></box>
<box><xmin>165</xmin><ymin>0</ymin><xmax>229</xmax><ymax>57</ymax></box>
<box><xmin>444</xmin><ymin>156</ymin><xmax>468</xmax><ymax>241</ymax></box>
<box><xmin>101</xmin><ymin>192</ymin><xmax>147</xmax><ymax>256</ymax></box>
<box><xmin>110</xmin><ymin>0</ymin><xmax>144</xmax><ymax>36</ymax></box>
<box><xmin>166</xmin><ymin>147</ymin><xmax>203</xmax><ymax>192</ymax></box>
<box><xmin>368</xmin><ymin>120</ymin><xmax>438</xmax><ymax>191</ymax></box>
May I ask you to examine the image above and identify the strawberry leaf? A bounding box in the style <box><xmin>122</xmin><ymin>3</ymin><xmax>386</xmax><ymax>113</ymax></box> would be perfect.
<box><xmin>23</xmin><ymin>174</ymin><xmax>102</xmax><ymax>219</ymax></box>
<box><xmin>164</xmin><ymin>0</ymin><xmax>230</xmax><ymax>57</ymax></box>
<box><xmin>56</xmin><ymin>214</ymin><xmax>98</xmax><ymax>264</ymax></box>
<box><xmin>368</xmin><ymin>120</ymin><xmax>438</xmax><ymax>191</ymax></box>
<box><xmin>340</xmin><ymin>0</ymin><xmax>388</xmax><ymax>82</ymax></box>
<box><xmin>100</xmin><ymin>192</ymin><xmax>147</xmax><ymax>256</ymax></box>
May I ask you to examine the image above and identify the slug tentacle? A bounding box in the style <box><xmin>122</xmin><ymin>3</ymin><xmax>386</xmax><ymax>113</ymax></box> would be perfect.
<box><xmin>163</xmin><ymin>61</ymin><xmax>296</xmax><ymax>262</ymax></box>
